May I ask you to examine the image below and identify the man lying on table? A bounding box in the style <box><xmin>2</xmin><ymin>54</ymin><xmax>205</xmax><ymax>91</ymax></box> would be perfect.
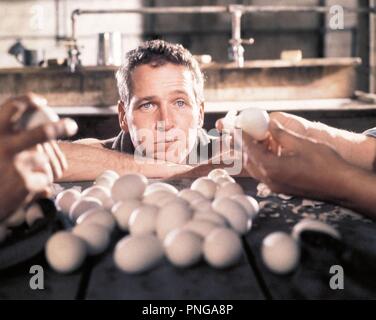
<box><xmin>59</xmin><ymin>40</ymin><xmax>238</xmax><ymax>181</ymax></box>
<box><xmin>0</xmin><ymin>94</ymin><xmax>77</xmax><ymax>220</ymax></box>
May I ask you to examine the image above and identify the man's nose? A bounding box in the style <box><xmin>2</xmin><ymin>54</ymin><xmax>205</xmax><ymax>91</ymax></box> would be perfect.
<box><xmin>157</xmin><ymin>103</ymin><xmax>174</xmax><ymax>131</ymax></box>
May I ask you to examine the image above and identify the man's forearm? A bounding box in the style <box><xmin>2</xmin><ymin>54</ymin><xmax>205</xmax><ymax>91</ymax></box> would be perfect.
<box><xmin>305</xmin><ymin>122</ymin><xmax>376</xmax><ymax>171</ymax></box>
<box><xmin>337</xmin><ymin>165</ymin><xmax>376</xmax><ymax>219</ymax></box>
<box><xmin>57</xmin><ymin>141</ymin><xmax>193</xmax><ymax>181</ymax></box>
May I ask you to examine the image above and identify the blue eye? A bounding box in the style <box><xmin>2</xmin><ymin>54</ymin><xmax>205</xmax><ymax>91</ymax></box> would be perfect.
<box><xmin>176</xmin><ymin>100</ymin><xmax>186</xmax><ymax>108</ymax></box>
<box><xmin>140</xmin><ymin>102</ymin><xmax>154</xmax><ymax>110</ymax></box>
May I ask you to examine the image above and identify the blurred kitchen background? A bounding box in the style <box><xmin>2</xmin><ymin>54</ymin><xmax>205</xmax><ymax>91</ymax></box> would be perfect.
<box><xmin>0</xmin><ymin>0</ymin><xmax>375</xmax><ymax>139</ymax></box>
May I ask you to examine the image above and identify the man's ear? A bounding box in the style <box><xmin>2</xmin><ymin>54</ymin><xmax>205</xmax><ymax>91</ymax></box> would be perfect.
<box><xmin>198</xmin><ymin>102</ymin><xmax>205</xmax><ymax>127</ymax></box>
<box><xmin>117</xmin><ymin>100</ymin><xmax>129</xmax><ymax>133</ymax></box>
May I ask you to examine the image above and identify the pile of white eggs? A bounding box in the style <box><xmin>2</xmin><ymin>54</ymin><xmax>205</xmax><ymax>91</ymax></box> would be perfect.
<box><xmin>261</xmin><ymin>219</ymin><xmax>341</xmax><ymax>275</ymax></box>
<box><xmin>0</xmin><ymin>203</ymin><xmax>46</xmax><ymax>245</ymax></box>
<box><xmin>50</xmin><ymin>169</ymin><xmax>260</xmax><ymax>274</ymax></box>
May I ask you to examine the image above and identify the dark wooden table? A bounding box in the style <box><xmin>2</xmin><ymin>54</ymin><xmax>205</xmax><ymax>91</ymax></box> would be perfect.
<box><xmin>1</xmin><ymin>177</ymin><xmax>376</xmax><ymax>300</ymax></box>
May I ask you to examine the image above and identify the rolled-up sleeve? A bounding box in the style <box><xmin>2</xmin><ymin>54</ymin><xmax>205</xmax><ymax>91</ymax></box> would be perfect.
<box><xmin>363</xmin><ymin>127</ymin><xmax>376</xmax><ymax>138</ymax></box>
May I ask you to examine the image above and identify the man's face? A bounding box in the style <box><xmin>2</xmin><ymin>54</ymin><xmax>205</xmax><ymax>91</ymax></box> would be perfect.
<box><xmin>119</xmin><ymin>63</ymin><xmax>204</xmax><ymax>163</ymax></box>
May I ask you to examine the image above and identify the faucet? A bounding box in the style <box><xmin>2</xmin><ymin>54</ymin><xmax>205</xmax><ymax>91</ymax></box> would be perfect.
<box><xmin>228</xmin><ymin>5</ymin><xmax>254</xmax><ymax>68</ymax></box>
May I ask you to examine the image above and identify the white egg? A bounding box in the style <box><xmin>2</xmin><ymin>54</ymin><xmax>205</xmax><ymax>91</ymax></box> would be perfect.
<box><xmin>55</xmin><ymin>189</ymin><xmax>81</xmax><ymax>215</ymax></box>
<box><xmin>215</xmin><ymin>182</ymin><xmax>244</xmax><ymax>199</ymax></box>
<box><xmin>4</xmin><ymin>207</ymin><xmax>26</xmax><ymax>227</ymax></box>
<box><xmin>143</xmin><ymin>190</ymin><xmax>177</xmax><ymax>207</ymax></box>
<box><xmin>183</xmin><ymin>220</ymin><xmax>219</xmax><ymax>238</ymax></box>
<box><xmin>230</xmin><ymin>194</ymin><xmax>259</xmax><ymax>219</ymax></box>
<box><xmin>156</xmin><ymin>199</ymin><xmax>192</xmax><ymax>240</ymax></box>
<box><xmin>0</xmin><ymin>224</ymin><xmax>8</xmax><ymax>243</ymax></box>
<box><xmin>215</xmin><ymin>176</ymin><xmax>236</xmax><ymax>186</ymax></box>
<box><xmin>111</xmin><ymin>200</ymin><xmax>142</xmax><ymax>231</ymax></box>
<box><xmin>191</xmin><ymin>177</ymin><xmax>217</xmax><ymax>200</ymax></box>
<box><xmin>164</xmin><ymin>229</ymin><xmax>202</xmax><ymax>267</ymax></box>
<box><xmin>193</xmin><ymin>210</ymin><xmax>228</xmax><ymax>227</ymax></box>
<box><xmin>207</xmin><ymin>168</ymin><xmax>229</xmax><ymax>182</ymax></box>
<box><xmin>100</xmin><ymin>170</ymin><xmax>120</xmax><ymax>181</ymax></box>
<box><xmin>69</xmin><ymin>197</ymin><xmax>102</xmax><ymax>223</ymax></box>
<box><xmin>235</xmin><ymin>108</ymin><xmax>270</xmax><ymax>141</ymax></box>
<box><xmin>178</xmin><ymin>188</ymin><xmax>206</xmax><ymax>204</ymax></box>
<box><xmin>77</xmin><ymin>208</ymin><xmax>116</xmax><ymax>232</ymax></box>
<box><xmin>73</xmin><ymin>223</ymin><xmax>110</xmax><ymax>255</ymax></box>
<box><xmin>212</xmin><ymin>198</ymin><xmax>249</xmax><ymax>234</ymax></box>
<box><xmin>102</xmin><ymin>197</ymin><xmax>115</xmax><ymax>211</ymax></box>
<box><xmin>190</xmin><ymin>199</ymin><xmax>213</xmax><ymax>211</ymax></box>
<box><xmin>203</xmin><ymin>228</ymin><xmax>243</xmax><ymax>268</ymax></box>
<box><xmin>292</xmin><ymin>219</ymin><xmax>341</xmax><ymax>241</ymax></box>
<box><xmin>129</xmin><ymin>205</ymin><xmax>159</xmax><ymax>236</ymax></box>
<box><xmin>81</xmin><ymin>186</ymin><xmax>111</xmax><ymax>205</ymax></box>
<box><xmin>114</xmin><ymin>234</ymin><xmax>164</xmax><ymax>274</ymax></box>
<box><xmin>144</xmin><ymin>182</ymin><xmax>178</xmax><ymax>195</ymax></box>
<box><xmin>45</xmin><ymin>231</ymin><xmax>87</xmax><ymax>273</ymax></box>
<box><xmin>25</xmin><ymin>203</ymin><xmax>44</xmax><ymax>227</ymax></box>
<box><xmin>111</xmin><ymin>173</ymin><xmax>148</xmax><ymax>202</ymax></box>
<box><xmin>261</xmin><ymin>232</ymin><xmax>300</xmax><ymax>274</ymax></box>
<box><xmin>95</xmin><ymin>175</ymin><xmax>115</xmax><ymax>190</ymax></box>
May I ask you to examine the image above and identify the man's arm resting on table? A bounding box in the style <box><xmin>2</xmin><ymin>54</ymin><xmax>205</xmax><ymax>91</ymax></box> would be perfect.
<box><xmin>271</xmin><ymin>112</ymin><xmax>376</xmax><ymax>171</ymax></box>
<box><xmin>57</xmin><ymin>140</ymin><xmax>193</xmax><ymax>181</ymax></box>
<box><xmin>336</xmin><ymin>164</ymin><xmax>376</xmax><ymax>220</ymax></box>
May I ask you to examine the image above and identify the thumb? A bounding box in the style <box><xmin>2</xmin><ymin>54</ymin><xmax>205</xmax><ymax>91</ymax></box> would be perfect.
<box><xmin>269</xmin><ymin>119</ymin><xmax>302</xmax><ymax>150</ymax></box>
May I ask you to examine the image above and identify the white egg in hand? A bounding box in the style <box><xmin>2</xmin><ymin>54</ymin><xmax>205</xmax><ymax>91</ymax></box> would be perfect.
<box><xmin>129</xmin><ymin>205</ymin><xmax>159</xmax><ymax>236</ymax></box>
<box><xmin>111</xmin><ymin>173</ymin><xmax>148</xmax><ymax>202</ymax></box>
<box><xmin>55</xmin><ymin>189</ymin><xmax>81</xmax><ymax>215</ymax></box>
<box><xmin>73</xmin><ymin>223</ymin><xmax>110</xmax><ymax>255</ymax></box>
<box><xmin>164</xmin><ymin>229</ymin><xmax>202</xmax><ymax>268</ymax></box>
<box><xmin>114</xmin><ymin>234</ymin><xmax>163</xmax><ymax>274</ymax></box>
<box><xmin>45</xmin><ymin>231</ymin><xmax>87</xmax><ymax>273</ymax></box>
<box><xmin>235</xmin><ymin>108</ymin><xmax>270</xmax><ymax>141</ymax></box>
<box><xmin>203</xmin><ymin>228</ymin><xmax>243</xmax><ymax>268</ymax></box>
<box><xmin>191</xmin><ymin>177</ymin><xmax>217</xmax><ymax>200</ymax></box>
<box><xmin>292</xmin><ymin>219</ymin><xmax>340</xmax><ymax>241</ymax></box>
<box><xmin>111</xmin><ymin>200</ymin><xmax>142</xmax><ymax>231</ymax></box>
<box><xmin>156</xmin><ymin>199</ymin><xmax>192</xmax><ymax>240</ymax></box>
<box><xmin>261</xmin><ymin>232</ymin><xmax>300</xmax><ymax>274</ymax></box>
<box><xmin>212</xmin><ymin>198</ymin><xmax>249</xmax><ymax>234</ymax></box>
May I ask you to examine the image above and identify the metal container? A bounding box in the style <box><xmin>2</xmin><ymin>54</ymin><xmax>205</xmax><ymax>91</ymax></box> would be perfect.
<box><xmin>97</xmin><ymin>32</ymin><xmax>122</xmax><ymax>66</ymax></box>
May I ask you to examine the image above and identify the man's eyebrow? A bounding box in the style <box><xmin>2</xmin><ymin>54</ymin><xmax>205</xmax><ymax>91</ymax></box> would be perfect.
<box><xmin>169</xmin><ymin>90</ymin><xmax>189</xmax><ymax>96</ymax></box>
<box><xmin>133</xmin><ymin>96</ymin><xmax>157</xmax><ymax>104</ymax></box>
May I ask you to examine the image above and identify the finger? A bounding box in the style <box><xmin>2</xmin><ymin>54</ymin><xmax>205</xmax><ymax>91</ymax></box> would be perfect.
<box><xmin>50</xmin><ymin>140</ymin><xmax>68</xmax><ymax>172</ymax></box>
<box><xmin>0</xmin><ymin>94</ymin><xmax>48</xmax><ymax>131</ymax></box>
<box><xmin>268</xmin><ymin>120</ymin><xmax>303</xmax><ymax>152</ymax></box>
<box><xmin>42</xmin><ymin>142</ymin><xmax>63</xmax><ymax>180</ymax></box>
<box><xmin>215</xmin><ymin>118</ymin><xmax>225</xmax><ymax>131</ymax></box>
<box><xmin>7</xmin><ymin>118</ymin><xmax>78</xmax><ymax>154</ymax></box>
